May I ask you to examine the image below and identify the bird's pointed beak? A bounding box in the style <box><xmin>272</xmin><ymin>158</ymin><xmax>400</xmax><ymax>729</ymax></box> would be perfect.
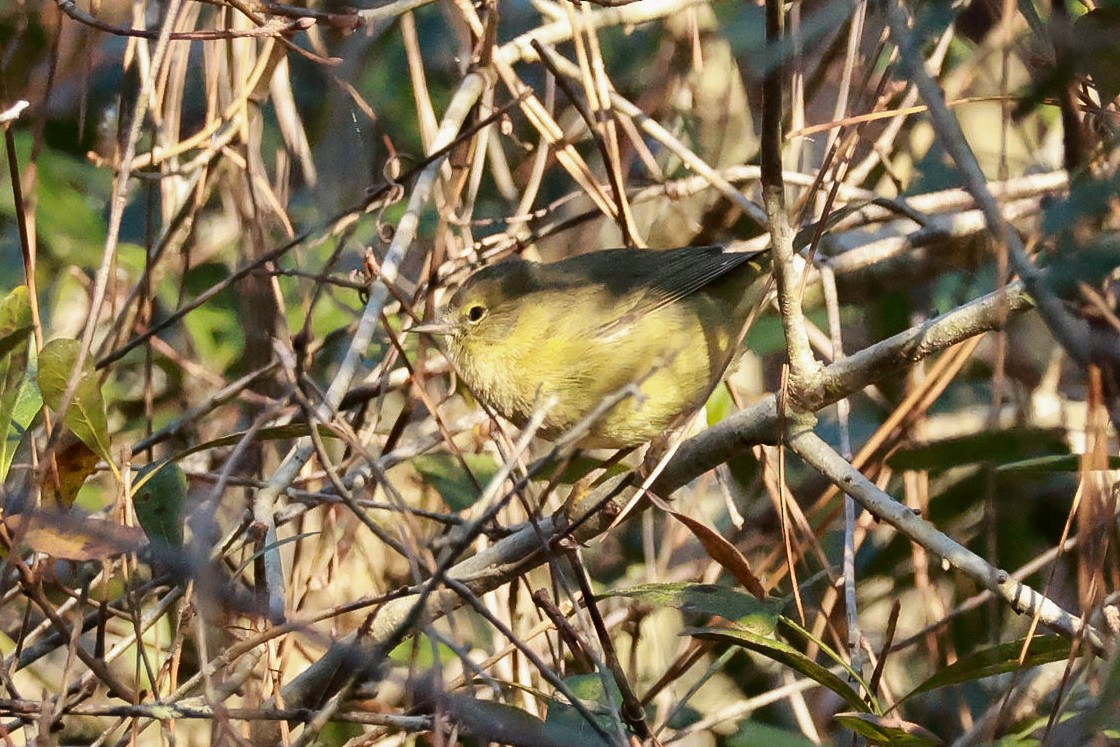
<box><xmin>406</xmin><ymin>317</ymin><xmax>455</xmax><ymax>336</ymax></box>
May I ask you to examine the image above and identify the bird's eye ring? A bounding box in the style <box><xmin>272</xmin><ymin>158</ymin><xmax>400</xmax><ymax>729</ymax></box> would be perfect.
<box><xmin>466</xmin><ymin>304</ymin><xmax>487</xmax><ymax>323</ymax></box>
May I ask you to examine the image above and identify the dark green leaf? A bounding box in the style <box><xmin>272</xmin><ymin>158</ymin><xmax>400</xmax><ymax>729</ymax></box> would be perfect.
<box><xmin>170</xmin><ymin>423</ymin><xmax>343</xmax><ymax>462</ymax></box>
<box><xmin>1093</xmin><ymin>643</ymin><xmax>1120</xmax><ymax>731</ymax></box>
<box><xmin>794</xmin><ymin>200</ymin><xmax>875</xmax><ymax>248</ymax></box>
<box><xmin>442</xmin><ymin>691</ymin><xmax>613</xmax><ymax>747</ymax></box>
<box><xmin>1073</xmin><ymin>9</ymin><xmax>1120</xmax><ymax>102</ymax></box>
<box><xmin>997</xmin><ymin>454</ymin><xmax>1120</xmax><ymax>473</ymax></box>
<box><xmin>727</xmin><ymin>721</ymin><xmax>819</xmax><ymax>747</ymax></box>
<box><xmin>133</xmin><ymin>461</ymin><xmax>189</xmax><ymax>548</ymax></box>
<box><xmin>687</xmin><ymin>625</ymin><xmax>872</xmax><ymax>713</ymax></box>
<box><xmin>1041</xmin><ymin>172</ymin><xmax>1120</xmax><ymax>236</ymax></box>
<box><xmin>780</xmin><ymin>617</ymin><xmax>877</xmax><ymax>696</ymax></box>
<box><xmin>887</xmin><ymin>428</ymin><xmax>1069</xmax><ymax>472</ymax></box>
<box><xmin>833</xmin><ymin>712</ymin><xmax>943</xmax><ymax>746</ymax></box>
<box><xmin>532</xmin><ymin>452</ymin><xmax>629</xmax><ymax>484</ymax></box>
<box><xmin>603</xmin><ymin>583</ymin><xmax>781</xmax><ymax>631</ymax></box>
<box><xmin>543</xmin><ymin>674</ymin><xmax>625</xmax><ymax>745</ymax></box>
<box><xmin>744</xmin><ymin>315</ymin><xmax>789</xmax><ymax>356</ymax></box>
<box><xmin>1044</xmin><ymin>236</ymin><xmax>1120</xmax><ymax>298</ymax></box>
<box><xmin>901</xmin><ymin>635</ymin><xmax>1075</xmax><ymax>702</ymax></box>
<box><xmin>412</xmin><ymin>452</ymin><xmax>498</xmax><ymax>511</ymax></box>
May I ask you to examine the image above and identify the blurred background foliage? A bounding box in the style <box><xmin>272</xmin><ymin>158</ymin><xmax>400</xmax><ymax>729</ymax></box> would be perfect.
<box><xmin>0</xmin><ymin>0</ymin><xmax>1119</xmax><ymax>744</ymax></box>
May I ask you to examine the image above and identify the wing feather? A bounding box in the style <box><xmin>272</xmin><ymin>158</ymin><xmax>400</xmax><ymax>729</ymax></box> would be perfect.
<box><xmin>592</xmin><ymin>246</ymin><xmax>766</xmax><ymax>340</ymax></box>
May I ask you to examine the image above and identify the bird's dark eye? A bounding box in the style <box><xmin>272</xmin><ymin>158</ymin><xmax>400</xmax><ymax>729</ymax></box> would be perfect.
<box><xmin>466</xmin><ymin>304</ymin><xmax>487</xmax><ymax>323</ymax></box>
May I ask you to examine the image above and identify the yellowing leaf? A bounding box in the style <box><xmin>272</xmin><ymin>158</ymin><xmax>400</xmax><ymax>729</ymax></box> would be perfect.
<box><xmin>833</xmin><ymin>713</ymin><xmax>943</xmax><ymax>746</ymax></box>
<box><xmin>2</xmin><ymin>513</ymin><xmax>145</xmax><ymax>561</ymax></box>
<box><xmin>41</xmin><ymin>432</ymin><xmax>100</xmax><ymax>510</ymax></box>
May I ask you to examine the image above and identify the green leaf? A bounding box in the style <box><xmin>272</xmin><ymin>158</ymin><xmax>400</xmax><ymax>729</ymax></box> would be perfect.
<box><xmin>231</xmin><ymin>532</ymin><xmax>319</xmax><ymax>582</ymax></box>
<box><xmin>900</xmin><ymin>635</ymin><xmax>1075</xmax><ymax>703</ymax></box>
<box><xmin>412</xmin><ymin>452</ymin><xmax>498</xmax><ymax>511</ymax></box>
<box><xmin>529</xmin><ymin>452</ymin><xmax>629</xmax><ymax>484</ymax></box>
<box><xmin>0</xmin><ymin>285</ymin><xmax>35</xmax><ymax>482</ymax></box>
<box><xmin>833</xmin><ymin>712</ymin><xmax>943</xmax><ymax>746</ymax></box>
<box><xmin>744</xmin><ymin>315</ymin><xmax>788</xmax><ymax>357</ymax></box>
<box><xmin>780</xmin><ymin>617</ymin><xmax>878</xmax><ymax>698</ymax></box>
<box><xmin>886</xmin><ymin>428</ymin><xmax>1069</xmax><ymax>472</ymax></box>
<box><xmin>997</xmin><ymin>454</ymin><xmax>1120</xmax><ymax>473</ymax></box>
<box><xmin>170</xmin><ymin>422</ymin><xmax>343</xmax><ymax>462</ymax></box>
<box><xmin>543</xmin><ymin>674</ymin><xmax>625</xmax><ymax>746</ymax></box>
<box><xmin>706</xmin><ymin>384</ymin><xmax>734</xmax><ymax>428</ymax></box>
<box><xmin>1092</xmin><ymin>636</ymin><xmax>1120</xmax><ymax>731</ymax></box>
<box><xmin>0</xmin><ymin>286</ymin><xmax>32</xmax><ymax>360</ymax></box>
<box><xmin>793</xmin><ymin>200</ymin><xmax>875</xmax><ymax>249</ymax></box>
<box><xmin>603</xmin><ymin>582</ymin><xmax>781</xmax><ymax>631</ymax></box>
<box><xmin>170</xmin><ymin>262</ymin><xmax>243</xmax><ymax>373</ymax></box>
<box><xmin>37</xmin><ymin>339</ymin><xmax>114</xmax><ymax>469</ymax></box>
<box><xmin>727</xmin><ymin>721</ymin><xmax>819</xmax><ymax>747</ymax></box>
<box><xmin>441</xmin><ymin>690</ymin><xmax>614</xmax><ymax>747</ymax></box>
<box><xmin>1045</xmin><ymin>236</ymin><xmax>1120</xmax><ymax>299</ymax></box>
<box><xmin>0</xmin><ymin>377</ymin><xmax>41</xmax><ymax>486</ymax></box>
<box><xmin>1073</xmin><ymin>9</ymin><xmax>1120</xmax><ymax>102</ymax></box>
<box><xmin>181</xmin><ymin>304</ymin><xmax>244</xmax><ymax>373</ymax></box>
<box><xmin>557</xmin><ymin>672</ymin><xmax>622</xmax><ymax>704</ymax></box>
<box><xmin>387</xmin><ymin>635</ymin><xmax>462</xmax><ymax>669</ymax></box>
<box><xmin>132</xmin><ymin>462</ymin><xmax>189</xmax><ymax>548</ymax></box>
<box><xmin>687</xmin><ymin>625</ymin><xmax>872</xmax><ymax>714</ymax></box>
<box><xmin>0</xmin><ymin>135</ymin><xmax>111</xmax><ymax>267</ymax></box>
<box><xmin>1042</xmin><ymin>172</ymin><xmax>1120</xmax><ymax>236</ymax></box>
<box><xmin>316</xmin><ymin>721</ymin><xmax>364</xmax><ymax>747</ymax></box>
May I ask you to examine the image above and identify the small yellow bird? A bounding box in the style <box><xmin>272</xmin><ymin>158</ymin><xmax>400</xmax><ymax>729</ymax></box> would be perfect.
<box><xmin>413</xmin><ymin>245</ymin><xmax>771</xmax><ymax>448</ymax></box>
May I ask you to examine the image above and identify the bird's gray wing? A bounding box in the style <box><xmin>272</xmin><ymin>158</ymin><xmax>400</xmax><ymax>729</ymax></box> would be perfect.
<box><xmin>592</xmin><ymin>246</ymin><xmax>767</xmax><ymax>340</ymax></box>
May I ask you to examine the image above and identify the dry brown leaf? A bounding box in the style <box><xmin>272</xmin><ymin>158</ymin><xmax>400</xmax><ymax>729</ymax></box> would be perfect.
<box><xmin>2</xmin><ymin>513</ymin><xmax>145</xmax><ymax>561</ymax></box>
